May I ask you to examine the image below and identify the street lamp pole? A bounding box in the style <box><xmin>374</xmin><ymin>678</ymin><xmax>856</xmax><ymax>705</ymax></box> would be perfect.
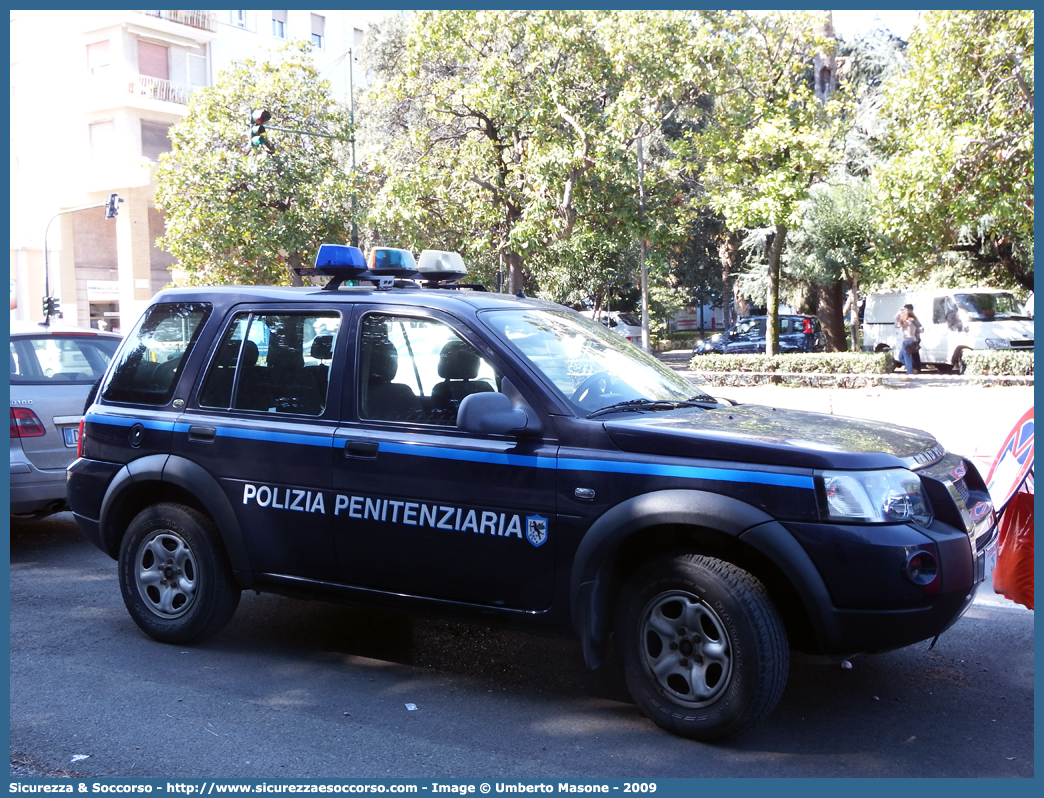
<box><xmin>348</xmin><ymin>46</ymin><xmax>359</xmax><ymax>248</ymax></box>
<box><xmin>636</xmin><ymin>136</ymin><xmax>650</xmax><ymax>352</ymax></box>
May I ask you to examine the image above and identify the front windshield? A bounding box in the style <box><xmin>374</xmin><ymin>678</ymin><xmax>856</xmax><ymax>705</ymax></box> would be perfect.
<box><xmin>954</xmin><ymin>292</ymin><xmax>1023</xmax><ymax>320</ymax></box>
<box><xmin>480</xmin><ymin>308</ymin><xmax>707</xmax><ymax>415</ymax></box>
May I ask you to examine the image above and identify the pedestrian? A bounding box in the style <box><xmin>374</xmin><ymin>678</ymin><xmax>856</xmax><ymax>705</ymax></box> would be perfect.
<box><xmin>895</xmin><ymin>303</ymin><xmax>923</xmax><ymax>380</ymax></box>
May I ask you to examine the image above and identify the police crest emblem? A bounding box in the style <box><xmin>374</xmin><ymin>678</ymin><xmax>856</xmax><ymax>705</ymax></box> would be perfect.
<box><xmin>525</xmin><ymin>514</ymin><xmax>549</xmax><ymax>547</ymax></box>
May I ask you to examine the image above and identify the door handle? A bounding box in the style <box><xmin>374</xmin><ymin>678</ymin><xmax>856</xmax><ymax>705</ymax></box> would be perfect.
<box><xmin>188</xmin><ymin>425</ymin><xmax>216</xmax><ymax>443</ymax></box>
<box><xmin>344</xmin><ymin>439</ymin><xmax>379</xmax><ymax>459</ymax></box>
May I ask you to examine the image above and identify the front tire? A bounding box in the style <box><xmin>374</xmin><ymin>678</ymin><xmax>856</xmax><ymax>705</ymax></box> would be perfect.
<box><xmin>616</xmin><ymin>554</ymin><xmax>788</xmax><ymax>741</ymax></box>
<box><xmin>118</xmin><ymin>503</ymin><xmax>241</xmax><ymax>644</ymax></box>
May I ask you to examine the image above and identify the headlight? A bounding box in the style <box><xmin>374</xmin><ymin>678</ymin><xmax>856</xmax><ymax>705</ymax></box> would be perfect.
<box><xmin>984</xmin><ymin>338</ymin><xmax>1011</xmax><ymax>349</ymax></box>
<box><xmin>820</xmin><ymin>468</ymin><xmax>932</xmax><ymax>525</ymax></box>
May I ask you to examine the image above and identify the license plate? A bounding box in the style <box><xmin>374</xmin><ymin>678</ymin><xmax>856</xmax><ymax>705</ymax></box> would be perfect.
<box><xmin>973</xmin><ymin>531</ymin><xmax>1000</xmax><ymax>584</ymax></box>
<box><xmin>63</xmin><ymin>427</ymin><xmax>79</xmax><ymax>448</ymax></box>
<box><xmin>983</xmin><ymin>537</ymin><xmax>999</xmax><ymax>581</ymax></box>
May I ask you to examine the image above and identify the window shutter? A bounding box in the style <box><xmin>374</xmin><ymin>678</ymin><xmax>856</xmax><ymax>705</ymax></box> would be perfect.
<box><xmin>138</xmin><ymin>40</ymin><xmax>169</xmax><ymax>80</ymax></box>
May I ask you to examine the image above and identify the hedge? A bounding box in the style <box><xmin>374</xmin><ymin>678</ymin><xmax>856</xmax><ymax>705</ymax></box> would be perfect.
<box><xmin>688</xmin><ymin>352</ymin><xmax>894</xmax><ymax>388</ymax></box>
<box><xmin>962</xmin><ymin>350</ymin><xmax>1033</xmax><ymax>376</ymax></box>
<box><xmin>652</xmin><ymin>331</ymin><xmax>700</xmax><ymax>352</ymax></box>
<box><xmin>688</xmin><ymin>350</ymin><xmax>1033</xmax><ymax>387</ymax></box>
<box><xmin>963</xmin><ymin>350</ymin><xmax>1034</xmax><ymax>385</ymax></box>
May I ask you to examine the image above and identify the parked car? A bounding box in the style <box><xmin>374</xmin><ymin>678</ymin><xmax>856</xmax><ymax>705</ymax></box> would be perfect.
<box><xmin>580</xmin><ymin>309</ymin><xmax>642</xmax><ymax>344</ymax></box>
<box><xmin>69</xmin><ymin>246</ymin><xmax>997</xmax><ymax>741</ymax></box>
<box><xmin>10</xmin><ymin>322</ymin><xmax>122</xmax><ymax>519</ymax></box>
<box><xmin>694</xmin><ymin>314</ymin><xmax>824</xmax><ymax>355</ymax></box>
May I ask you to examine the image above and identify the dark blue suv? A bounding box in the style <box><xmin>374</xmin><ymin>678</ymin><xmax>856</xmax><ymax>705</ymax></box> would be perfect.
<box><xmin>693</xmin><ymin>314</ymin><xmax>825</xmax><ymax>355</ymax></box>
<box><xmin>68</xmin><ymin>246</ymin><xmax>998</xmax><ymax>741</ymax></box>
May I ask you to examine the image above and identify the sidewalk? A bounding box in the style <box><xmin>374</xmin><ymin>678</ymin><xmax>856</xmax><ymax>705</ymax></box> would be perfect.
<box><xmin>657</xmin><ymin>350</ymin><xmax>1034</xmax><ymax>470</ymax></box>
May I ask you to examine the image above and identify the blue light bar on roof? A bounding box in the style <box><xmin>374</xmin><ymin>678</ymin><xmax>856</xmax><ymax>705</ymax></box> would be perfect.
<box><xmin>314</xmin><ymin>244</ymin><xmax>366</xmax><ymax>272</ymax></box>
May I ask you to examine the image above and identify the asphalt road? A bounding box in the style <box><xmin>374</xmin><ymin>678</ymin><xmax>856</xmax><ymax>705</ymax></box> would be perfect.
<box><xmin>8</xmin><ymin>506</ymin><xmax>1034</xmax><ymax>780</ymax></box>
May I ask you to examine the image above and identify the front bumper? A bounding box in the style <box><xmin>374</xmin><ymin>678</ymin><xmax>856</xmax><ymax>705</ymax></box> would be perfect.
<box><xmin>742</xmin><ymin>505</ymin><xmax>997</xmax><ymax>658</ymax></box>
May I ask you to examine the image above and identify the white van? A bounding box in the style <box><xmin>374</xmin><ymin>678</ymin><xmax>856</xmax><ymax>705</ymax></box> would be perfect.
<box><xmin>863</xmin><ymin>288</ymin><xmax>1034</xmax><ymax>371</ymax></box>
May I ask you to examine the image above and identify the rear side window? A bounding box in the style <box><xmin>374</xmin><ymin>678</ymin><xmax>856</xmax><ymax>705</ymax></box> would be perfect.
<box><xmin>198</xmin><ymin>311</ymin><xmax>340</xmax><ymax>416</ymax></box>
<box><xmin>101</xmin><ymin>302</ymin><xmax>211</xmax><ymax>405</ymax></box>
<box><xmin>9</xmin><ymin>335</ymin><xmax>120</xmax><ymax>385</ymax></box>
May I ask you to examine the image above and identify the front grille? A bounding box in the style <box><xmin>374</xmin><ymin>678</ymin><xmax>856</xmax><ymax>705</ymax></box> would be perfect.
<box><xmin>1010</xmin><ymin>339</ymin><xmax>1033</xmax><ymax>348</ymax></box>
<box><xmin>912</xmin><ymin>443</ymin><xmax>945</xmax><ymax>467</ymax></box>
<box><xmin>975</xmin><ymin>525</ymin><xmax>997</xmax><ymax>552</ymax></box>
<box><xmin>920</xmin><ymin>453</ymin><xmax>995</xmax><ymax>538</ymax></box>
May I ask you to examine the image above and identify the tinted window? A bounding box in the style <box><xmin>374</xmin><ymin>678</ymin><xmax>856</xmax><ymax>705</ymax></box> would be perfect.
<box><xmin>198</xmin><ymin>311</ymin><xmax>340</xmax><ymax>416</ymax></box>
<box><xmin>102</xmin><ymin>303</ymin><xmax>210</xmax><ymax>405</ymax></box>
<box><xmin>9</xmin><ymin>335</ymin><xmax>120</xmax><ymax>385</ymax></box>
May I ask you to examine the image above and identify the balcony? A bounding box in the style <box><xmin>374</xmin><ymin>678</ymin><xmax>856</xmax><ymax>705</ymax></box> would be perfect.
<box><xmin>132</xmin><ymin>74</ymin><xmax>190</xmax><ymax>105</ymax></box>
<box><xmin>137</xmin><ymin>10</ymin><xmax>215</xmax><ymax>33</ymax></box>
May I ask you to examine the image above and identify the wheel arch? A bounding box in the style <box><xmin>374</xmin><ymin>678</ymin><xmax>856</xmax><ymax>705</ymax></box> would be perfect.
<box><xmin>98</xmin><ymin>454</ymin><xmax>254</xmax><ymax>588</ymax></box>
<box><xmin>570</xmin><ymin>489</ymin><xmax>830</xmax><ymax>669</ymax></box>
<box><xmin>951</xmin><ymin>345</ymin><xmax>971</xmax><ymax>371</ymax></box>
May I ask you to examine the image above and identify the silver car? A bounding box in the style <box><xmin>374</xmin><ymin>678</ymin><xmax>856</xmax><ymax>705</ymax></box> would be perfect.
<box><xmin>10</xmin><ymin>322</ymin><xmax>121</xmax><ymax>520</ymax></box>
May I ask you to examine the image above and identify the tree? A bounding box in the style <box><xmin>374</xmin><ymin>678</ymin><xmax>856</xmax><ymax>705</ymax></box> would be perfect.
<box><xmin>875</xmin><ymin>10</ymin><xmax>1034</xmax><ymax>289</ymax></box>
<box><xmin>155</xmin><ymin>43</ymin><xmax>355</xmax><ymax>285</ymax></box>
<box><xmin>786</xmin><ymin>178</ymin><xmax>877</xmax><ymax>350</ymax></box>
<box><xmin>687</xmin><ymin>11</ymin><xmax>846</xmax><ymax>354</ymax></box>
<box><xmin>357</xmin><ymin>10</ymin><xmax>719</xmax><ymax>296</ymax></box>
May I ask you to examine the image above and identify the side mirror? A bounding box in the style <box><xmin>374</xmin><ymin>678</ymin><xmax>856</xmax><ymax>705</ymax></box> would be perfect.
<box><xmin>457</xmin><ymin>392</ymin><xmax>533</xmax><ymax>436</ymax></box>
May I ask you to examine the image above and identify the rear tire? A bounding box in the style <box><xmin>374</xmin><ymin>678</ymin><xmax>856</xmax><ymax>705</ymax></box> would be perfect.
<box><xmin>616</xmin><ymin>554</ymin><xmax>788</xmax><ymax>741</ymax></box>
<box><xmin>118</xmin><ymin>503</ymin><xmax>241</xmax><ymax>644</ymax></box>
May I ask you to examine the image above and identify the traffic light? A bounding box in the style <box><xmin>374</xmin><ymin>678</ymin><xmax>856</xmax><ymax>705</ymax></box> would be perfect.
<box><xmin>42</xmin><ymin>296</ymin><xmax>60</xmax><ymax>317</ymax></box>
<box><xmin>104</xmin><ymin>193</ymin><xmax>121</xmax><ymax>219</ymax></box>
<box><xmin>250</xmin><ymin>109</ymin><xmax>272</xmax><ymax>151</ymax></box>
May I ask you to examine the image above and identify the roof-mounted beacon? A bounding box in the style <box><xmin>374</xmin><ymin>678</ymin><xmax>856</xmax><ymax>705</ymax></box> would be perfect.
<box><xmin>416</xmin><ymin>250</ymin><xmax>469</xmax><ymax>286</ymax></box>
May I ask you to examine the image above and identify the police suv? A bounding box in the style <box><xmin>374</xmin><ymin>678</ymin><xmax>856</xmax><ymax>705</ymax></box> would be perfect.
<box><xmin>68</xmin><ymin>245</ymin><xmax>998</xmax><ymax>742</ymax></box>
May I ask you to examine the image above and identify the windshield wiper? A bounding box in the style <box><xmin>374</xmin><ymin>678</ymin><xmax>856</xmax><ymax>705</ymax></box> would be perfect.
<box><xmin>586</xmin><ymin>395</ymin><xmax>719</xmax><ymax>419</ymax></box>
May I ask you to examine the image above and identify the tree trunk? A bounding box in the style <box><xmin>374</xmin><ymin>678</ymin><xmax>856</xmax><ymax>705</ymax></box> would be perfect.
<box><xmin>504</xmin><ymin>250</ymin><xmax>524</xmax><ymax>295</ymax></box>
<box><xmin>765</xmin><ymin>224</ymin><xmax>786</xmax><ymax>356</ymax></box>
<box><xmin>996</xmin><ymin>237</ymin><xmax>1033</xmax><ymax>290</ymax></box>
<box><xmin>287</xmin><ymin>252</ymin><xmax>303</xmax><ymax>287</ymax></box>
<box><xmin>818</xmin><ymin>279</ymin><xmax>846</xmax><ymax>351</ymax></box>
<box><xmin>848</xmin><ymin>271</ymin><xmax>861</xmax><ymax>352</ymax></box>
<box><xmin>717</xmin><ymin>232</ymin><xmax>740</xmax><ymax>330</ymax></box>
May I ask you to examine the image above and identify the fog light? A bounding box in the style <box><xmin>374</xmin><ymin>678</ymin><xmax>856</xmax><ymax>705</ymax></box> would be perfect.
<box><xmin>903</xmin><ymin>550</ymin><xmax>939</xmax><ymax>586</ymax></box>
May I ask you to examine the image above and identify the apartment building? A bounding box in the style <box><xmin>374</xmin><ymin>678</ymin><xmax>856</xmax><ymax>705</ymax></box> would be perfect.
<box><xmin>9</xmin><ymin>9</ymin><xmax>387</xmax><ymax>330</ymax></box>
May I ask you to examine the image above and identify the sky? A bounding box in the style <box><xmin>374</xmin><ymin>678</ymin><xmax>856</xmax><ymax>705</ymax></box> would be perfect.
<box><xmin>830</xmin><ymin>9</ymin><xmax>922</xmax><ymax>40</ymax></box>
